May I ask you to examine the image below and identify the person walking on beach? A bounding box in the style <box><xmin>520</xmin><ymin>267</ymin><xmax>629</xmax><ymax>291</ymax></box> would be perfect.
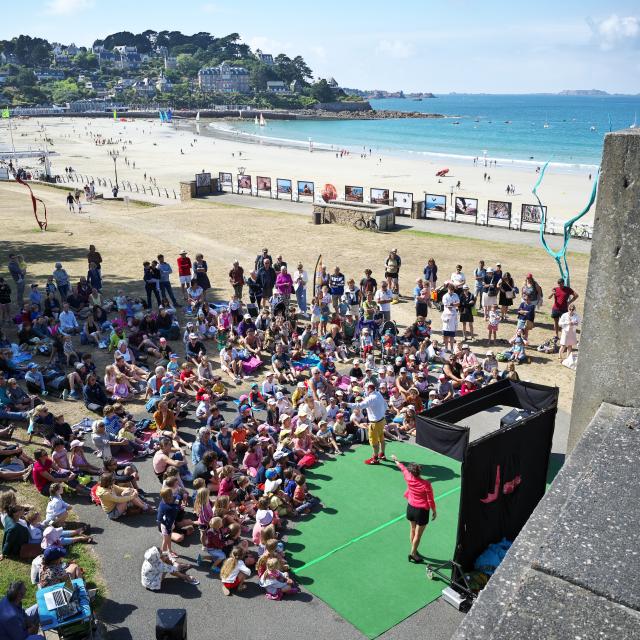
<box><xmin>391</xmin><ymin>454</ymin><xmax>437</xmax><ymax>563</ymax></box>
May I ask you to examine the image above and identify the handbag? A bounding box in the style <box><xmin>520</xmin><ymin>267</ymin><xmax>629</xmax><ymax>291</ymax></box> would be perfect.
<box><xmin>505</xmin><ymin>290</ymin><xmax>515</xmax><ymax>300</ymax></box>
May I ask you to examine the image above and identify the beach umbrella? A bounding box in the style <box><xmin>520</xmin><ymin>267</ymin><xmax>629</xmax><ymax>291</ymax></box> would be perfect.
<box><xmin>321</xmin><ymin>184</ymin><xmax>338</xmax><ymax>202</ymax></box>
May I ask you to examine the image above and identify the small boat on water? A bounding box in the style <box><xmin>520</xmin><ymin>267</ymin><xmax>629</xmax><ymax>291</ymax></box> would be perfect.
<box><xmin>254</xmin><ymin>116</ymin><xmax>259</xmax><ymax>125</ymax></box>
<box><xmin>590</xmin><ymin>125</ymin><xmax>596</xmax><ymax>132</ymax></box>
<box><xmin>195</xmin><ymin>111</ymin><xmax>200</xmax><ymax>122</ymax></box>
<box><xmin>504</xmin><ymin>120</ymin><xmax>512</xmax><ymax>124</ymax></box>
<box><xmin>259</xmin><ymin>113</ymin><xmax>266</xmax><ymax>127</ymax></box>
<box><xmin>631</xmin><ymin>113</ymin><xmax>637</xmax><ymax>129</ymax></box>
<box><xmin>452</xmin><ymin>121</ymin><xmax>460</xmax><ymax>125</ymax></box>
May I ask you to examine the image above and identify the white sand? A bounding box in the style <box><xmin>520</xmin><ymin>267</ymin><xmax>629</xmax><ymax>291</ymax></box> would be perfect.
<box><xmin>7</xmin><ymin>117</ymin><xmax>597</xmax><ymax>223</ymax></box>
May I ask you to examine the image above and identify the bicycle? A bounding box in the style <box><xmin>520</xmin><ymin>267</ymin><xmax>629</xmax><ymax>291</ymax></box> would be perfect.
<box><xmin>570</xmin><ymin>223</ymin><xmax>593</xmax><ymax>240</ymax></box>
<box><xmin>354</xmin><ymin>216</ymin><xmax>378</xmax><ymax>232</ymax></box>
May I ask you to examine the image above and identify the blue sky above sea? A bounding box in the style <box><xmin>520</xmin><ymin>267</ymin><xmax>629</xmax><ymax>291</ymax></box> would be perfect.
<box><xmin>2</xmin><ymin>0</ymin><xmax>639</xmax><ymax>94</ymax></box>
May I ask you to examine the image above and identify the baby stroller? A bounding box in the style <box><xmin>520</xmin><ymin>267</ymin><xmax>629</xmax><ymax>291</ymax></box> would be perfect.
<box><xmin>431</xmin><ymin>285</ymin><xmax>448</xmax><ymax>312</ymax></box>
<box><xmin>381</xmin><ymin>320</ymin><xmax>398</xmax><ymax>363</ymax></box>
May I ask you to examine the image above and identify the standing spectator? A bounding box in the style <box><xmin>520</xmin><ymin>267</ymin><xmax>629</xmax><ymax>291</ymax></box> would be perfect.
<box><xmin>87</xmin><ymin>244</ymin><xmax>102</xmax><ymax>272</ymax></box>
<box><xmin>52</xmin><ymin>262</ymin><xmax>70</xmax><ymax>302</ymax></box>
<box><xmin>516</xmin><ymin>293</ymin><xmax>537</xmax><ymax>339</ymax></box>
<box><xmin>0</xmin><ymin>277</ymin><xmax>11</xmax><ymax>325</ymax></box>
<box><xmin>558</xmin><ymin>304</ymin><xmax>580</xmax><ymax>361</ymax></box>
<box><xmin>498</xmin><ymin>271</ymin><xmax>516</xmax><ymax>320</ymax></box>
<box><xmin>548</xmin><ymin>278</ymin><xmax>579</xmax><ymax>338</ymax></box>
<box><xmin>374</xmin><ymin>281</ymin><xmax>393</xmax><ymax>322</ymax></box>
<box><xmin>257</xmin><ymin>259</ymin><xmax>277</xmax><ymax>309</ymax></box>
<box><xmin>229</xmin><ymin>260</ymin><xmax>245</xmax><ymax>300</ymax></box>
<box><xmin>255</xmin><ymin>248</ymin><xmax>272</xmax><ymax>272</ymax></box>
<box><xmin>246</xmin><ymin>271</ymin><xmax>262</xmax><ymax>309</ymax></box>
<box><xmin>329</xmin><ymin>266</ymin><xmax>345</xmax><ymax>311</ymax></box>
<box><xmin>441</xmin><ymin>283</ymin><xmax>460</xmax><ymax>350</ymax></box>
<box><xmin>473</xmin><ymin>260</ymin><xmax>486</xmax><ymax>307</ymax></box>
<box><xmin>292</xmin><ymin>262</ymin><xmax>308</xmax><ymax>316</ymax></box>
<box><xmin>459</xmin><ymin>284</ymin><xmax>476</xmax><ymax>341</ymax></box>
<box><xmin>87</xmin><ymin>262</ymin><xmax>102</xmax><ymax>292</ymax></box>
<box><xmin>8</xmin><ymin>254</ymin><xmax>26</xmax><ymax>306</ymax></box>
<box><xmin>385</xmin><ymin>249</ymin><xmax>401</xmax><ymax>301</ymax></box>
<box><xmin>423</xmin><ymin>258</ymin><xmax>438</xmax><ymax>295</ymax></box>
<box><xmin>193</xmin><ymin>254</ymin><xmax>211</xmax><ymax>301</ymax></box>
<box><xmin>66</xmin><ymin>192</ymin><xmax>75</xmax><ymax>212</ymax></box>
<box><xmin>521</xmin><ymin>273</ymin><xmax>544</xmax><ymax>308</ymax></box>
<box><xmin>176</xmin><ymin>250</ymin><xmax>192</xmax><ymax>303</ymax></box>
<box><xmin>157</xmin><ymin>254</ymin><xmax>180</xmax><ymax>307</ymax></box>
<box><xmin>275</xmin><ymin>266</ymin><xmax>293</xmax><ymax>303</ymax></box>
<box><xmin>143</xmin><ymin>261</ymin><xmax>161</xmax><ymax>309</ymax></box>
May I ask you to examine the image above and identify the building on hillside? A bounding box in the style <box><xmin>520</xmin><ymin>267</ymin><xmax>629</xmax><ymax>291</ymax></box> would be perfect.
<box><xmin>155</xmin><ymin>75</ymin><xmax>172</xmax><ymax>93</ymax></box>
<box><xmin>326</xmin><ymin>77</ymin><xmax>340</xmax><ymax>89</ymax></box>
<box><xmin>255</xmin><ymin>49</ymin><xmax>274</xmax><ymax>65</ymax></box>
<box><xmin>164</xmin><ymin>56</ymin><xmax>177</xmax><ymax>70</ymax></box>
<box><xmin>116</xmin><ymin>52</ymin><xmax>143</xmax><ymax>70</ymax></box>
<box><xmin>92</xmin><ymin>45</ymin><xmax>104</xmax><ymax>54</ymax></box>
<box><xmin>132</xmin><ymin>78</ymin><xmax>156</xmax><ymax>97</ymax></box>
<box><xmin>289</xmin><ymin>79</ymin><xmax>303</xmax><ymax>94</ymax></box>
<box><xmin>35</xmin><ymin>69</ymin><xmax>65</xmax><ymax>81</ymax></box>
<box><xmin>197</xmin><ymin>62</ymin><xmax>250</xmax><ymax>93</ymax></box>
<box><xmin>113</xmin><ymin>45</ymin><xmax>137</xmax><ymax>55</ymax></box>
<box><xmin>266</xmin><ymin>80</ymin><xmax>289</xmax><ymax>94</ymax></box>
<box><xmin>97</xmin><ymin>51</ymin><xmax>115</xmax><ymax>66</ymax></box>
<box><xmin>67</xmin><ymin>43</ymin><xmax>79</xmax><ymax>57</ymax></box>
<box><xmin>155</xmin><ymin>46</ymin><xmax>169</xmax><ymax>58</ymax></box>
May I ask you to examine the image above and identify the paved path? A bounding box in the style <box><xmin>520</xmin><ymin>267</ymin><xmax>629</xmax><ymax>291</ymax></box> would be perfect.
<box><xmin>203</xmin><ymin>192</ymin><xmax>592</xmax><ymax>254</ymax></box>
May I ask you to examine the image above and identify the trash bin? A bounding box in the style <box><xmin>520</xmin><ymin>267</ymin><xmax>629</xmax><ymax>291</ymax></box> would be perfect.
<box><xmin>313</xmin><ymin>210</ymin><xmax>322</xmax><ymax>225</ymax></box>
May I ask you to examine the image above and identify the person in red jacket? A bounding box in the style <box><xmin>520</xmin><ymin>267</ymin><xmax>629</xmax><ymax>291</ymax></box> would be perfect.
<box><xmin>392</xmin><ymin>454</ymin><xmax>437</xmax><ymax>563</ymax></box>
<box><xmin>176</xmin><ymin>250</ymin><xmax>192</xmax><ymax>302</ymax></box>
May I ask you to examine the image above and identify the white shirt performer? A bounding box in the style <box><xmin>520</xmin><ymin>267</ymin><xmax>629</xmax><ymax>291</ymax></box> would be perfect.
<box><xmin>349</xmin><ymin>381</ymin><xmax>388</xmax><ymax>465</ymax></box>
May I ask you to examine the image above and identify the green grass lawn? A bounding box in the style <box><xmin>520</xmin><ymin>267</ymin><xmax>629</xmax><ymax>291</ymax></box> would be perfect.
<box><xmin>0</xmin><ymin>427</ymin><xmax>104</xmax><ymax>606</ymax></box>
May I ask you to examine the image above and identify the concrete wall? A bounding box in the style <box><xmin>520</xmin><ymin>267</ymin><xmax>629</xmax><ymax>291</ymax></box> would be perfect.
<box><xmin>313</xmin><ymin>201</ymin><xmax>395</xmax><ymax>230</ymax></box>
<box><xmin>568</xmin><ymin>130</ymin><xmax>640</xmax><ymax>451</ymax></box>
<box><xmin>180</xmin><ymin>181</ymin><xmax>196</xmax><ymax>200</ymax></box>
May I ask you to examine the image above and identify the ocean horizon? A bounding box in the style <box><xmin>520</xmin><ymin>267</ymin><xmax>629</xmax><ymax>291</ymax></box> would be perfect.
<box><xmin>221</xmin><ymin>94</ymin><xmax>640</xmax><ymax>170</ymax></box>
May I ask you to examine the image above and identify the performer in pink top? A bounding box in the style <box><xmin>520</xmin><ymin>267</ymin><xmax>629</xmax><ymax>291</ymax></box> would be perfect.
<box><xmin>392</xmin><ymin>454</ymin><xmax>437</xmax><ymax>563</ymax></box>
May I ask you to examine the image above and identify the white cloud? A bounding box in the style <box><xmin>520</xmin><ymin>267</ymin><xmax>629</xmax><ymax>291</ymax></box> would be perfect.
<box><xmin>588</xmin><ymin>14</ymin><xmax>640</xmax><ymax>50</ymax></box>
<box><xmin>200</xmin><ymin>3</ymin><xmax>220</xmax><ymax>13</ymax></box>
<box><xmin>377</xmin><ymin>39</ymin><xmax>414</xmax><ymax>59</ymax></box>
<box><xmin>45</xmin><ymin>0</ymin><xmax>93</xmax><ymax>15</ymax></box>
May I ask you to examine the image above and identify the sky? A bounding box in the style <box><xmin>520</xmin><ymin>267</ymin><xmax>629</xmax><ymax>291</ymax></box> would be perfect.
<box><xmin>2</xmin><ymin>0</ymin><xmax>639</xmax><ymax>93</ymax></box>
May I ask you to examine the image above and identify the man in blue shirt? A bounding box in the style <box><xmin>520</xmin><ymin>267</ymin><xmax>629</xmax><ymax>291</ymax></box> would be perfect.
<box><xmin>156</xmin><ymin>254</ymin><xmax>180</xmax><ymax>307</ymax></box>
<box><xmin>0</xmin><ymin>580</ymin><xmax>44</xmax><ymax>640</ymax></box>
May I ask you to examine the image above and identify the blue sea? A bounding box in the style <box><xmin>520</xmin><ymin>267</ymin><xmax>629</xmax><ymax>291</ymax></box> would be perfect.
<box><xmin>223</xmin><ymin>94</ymin><xmax>640</xmax><ymax>170</ymax></box>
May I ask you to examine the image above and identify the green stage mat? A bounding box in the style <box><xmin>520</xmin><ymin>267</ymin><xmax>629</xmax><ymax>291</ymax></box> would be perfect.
<box><xmin>288</xmin><ymin>441</ymin><xmax>461</xmax><ymax>638</ymax></box>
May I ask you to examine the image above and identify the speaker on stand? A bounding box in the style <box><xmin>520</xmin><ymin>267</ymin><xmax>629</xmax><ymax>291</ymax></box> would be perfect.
<box><xmin>156</xmin><ymin>609</ymin><xmax>187</xmax><ymax>640</ymax></box>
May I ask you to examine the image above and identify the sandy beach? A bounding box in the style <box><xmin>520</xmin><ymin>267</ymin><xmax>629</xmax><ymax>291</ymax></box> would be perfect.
<box><xmin>4</xmin><ymin>116</ymin><xmax>598</xmax><ymax>224</ymax></box>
